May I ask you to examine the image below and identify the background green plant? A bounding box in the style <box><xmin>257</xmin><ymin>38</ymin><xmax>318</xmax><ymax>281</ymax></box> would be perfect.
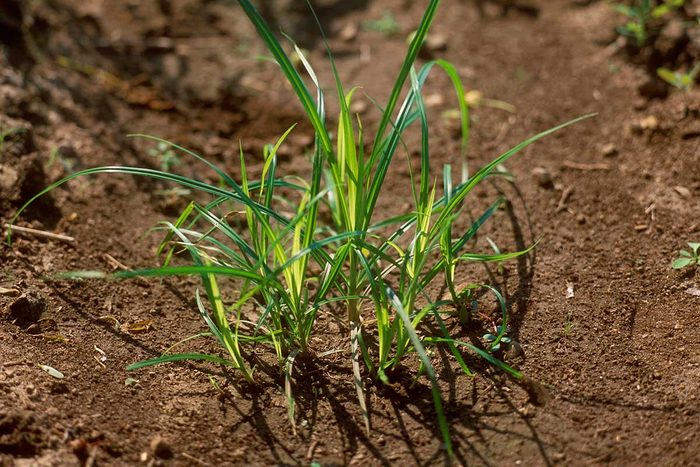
<box><xmin>612</xmin><ymin>0</ymin><xmax>685</xmax><ymax>46</ymax></box>
<box><xmin>657</xmin><ymin>62</ymin><xmax>699</xmax><ymax>90</ymax></box>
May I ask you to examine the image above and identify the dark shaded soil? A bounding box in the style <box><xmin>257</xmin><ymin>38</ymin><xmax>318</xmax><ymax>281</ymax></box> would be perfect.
<box><xmin>1</xmin><ymin>0</ymin><xmax>699</xmax><ymax>465</ymax></box>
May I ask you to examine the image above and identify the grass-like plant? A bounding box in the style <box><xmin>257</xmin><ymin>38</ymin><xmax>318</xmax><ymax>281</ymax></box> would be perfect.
<box><xmin>9</xmin><ymin>0</ymin><xmax>593</xmax><ymax>456</ymax></box>
<box><xmin>657</xmin><ymin>62</ymin><xmax>699</xmax><ymax>91</ymax></box>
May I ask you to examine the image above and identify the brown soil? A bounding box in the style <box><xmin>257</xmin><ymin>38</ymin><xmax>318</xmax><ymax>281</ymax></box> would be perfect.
<box><xmin>2</xmin><ymin>0</ymin><xmax>699</xmax><ymax>465</ymax></box>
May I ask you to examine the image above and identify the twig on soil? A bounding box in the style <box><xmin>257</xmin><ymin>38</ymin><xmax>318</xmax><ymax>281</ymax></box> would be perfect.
<box><xmin>85</xmin><ymin>447</ymin><xmax>98</xmax><ymax>467</ymax></box>
<box><xmin>3</xmin><ymin>360</ymin><xmax>31</xmax><ymax>367</ymax></box>
<box><xmin>103</xmin><ymin>253</ymin><xmax>130</xmax><ymax>271</ymax></box>
<box><xmin>4</xmin><ymin>224</ymin><xmax>75</xmax><ymax>244</ymax></box>
<box><xmin>561</xmin><ymin>161</ymin><xmax>609</xmax><ymax>171</ymax></box>
<box><xmin>305</xmin><ymin>440</ymin><xmax>319</xmax><ymax>461</ymax></box>
<box><xmin>555</xmin><ymin>185</ymin><xmax>575</xmax><ymax>213</ymax></box>
<box><xmin>181</xmin><ymin>452</ymin><xmax>210</xmax><ymax>466</ymax></box>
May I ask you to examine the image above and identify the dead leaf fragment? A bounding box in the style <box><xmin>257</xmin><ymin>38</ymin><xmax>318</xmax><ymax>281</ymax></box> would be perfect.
<box><xmin>125</xmin><ymin>377</ymin><xmax>139</xmax><ymax>386</ymax></box>
<box><xmin>566</xmin><ymin>281</ymin><xmax>575</xmax><ymax>299</ymax></box>
<box><xmin>94</xmin><ymin>345</ymin><xmax>107</xmax><ymax>363</ymax></box>
<box><xmin>0</xmin><ymin>286</ymin><xmax>20</xmax><ymax>296</ymax></box>
<box><xmin>120</xmin><ymin>319</ymin><xmax>154</xmax><ymax>334</ymax></box>
<box><xmin>97</xmin><ymin>315</ymin><xmax>120</xmax><ymax>328</ymax></box>
<box><xmin>38</xmin><ymin>364</ymin><xmax>64</xmax><ymax>379</ymax></box>
<box><xmin>673</xmin><ymin>186</ymin><xmax>691</xmax><ymax>199</ymax></box>
<box><xmin>42</xmin><ymin>334</ymin><xmax>69</xmax><ymax>344</ymax></box>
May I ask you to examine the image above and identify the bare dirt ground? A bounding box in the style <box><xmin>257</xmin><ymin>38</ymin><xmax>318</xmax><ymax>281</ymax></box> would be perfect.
<box><xmin>1</xmin><ymin>0</ymin><xmax>699</xmax><ymax>465</ymax></box>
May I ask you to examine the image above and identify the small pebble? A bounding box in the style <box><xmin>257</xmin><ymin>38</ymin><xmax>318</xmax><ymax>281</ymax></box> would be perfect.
<box><xmin>506</xmin><ymin>341</ymin><xmax>524</xmax><ymax>359</ymax></box>
<box><xmin>601</xmin><ymin>143</ymin><xmax>617</xmax><ymax>157</ymax></box>
<box><xmin>639</xmin><ymin>115</ymin><xmax>659</xmax><ymax>130</ymax></box>
<box><xmin>633</xmin><ymin>98</ymin><xmax>648</xmax><ymax>111</ymax></box>
<box><xmin>290</xmin><ymin>133</ymin><xmax>314</xmax><ymax>149</ymax></box>
<box><xmin>681</xmin><ymin>122</ymin><xmax>700</xmax><ymax>140</ymax></box>
<box><xmin>531</xmin><ymin>167</ymin><xmax>554</xmax><ymax>189</ymax></box>
<box><xmin>419</xmin><ymin>33</ymin><xmax>448</xmax><ymax>58</ymax></box>
<box><xmin>150</xmin><ymin>435</ymin><xmax>173</xmax><ymax>459</ymax></box>
<box><xmin>576</xmin><ymin>213</ymin><xmax>587</xmax><ymax>225</ymax></box>
<box><xmin>424</xmin><ymin>33</ymin><xmax>448</xmax><ymax>52</ymax></box>
<box><xmin>637</xmin><ymin>79</ymin><xmax>668</xmax><ymax>100</ymax></box>
<box><xmin>674</xmin><ymin>186</ymin><xmax>691</xmax><ymax>198</ymax></box>
<box><xmin>350</xmin><ymin>99</ymin><xmax>368</xmax><ymax>114</ymax></box>
<box><xmin>424</xmin><ymin>93</ymin><xmax>444</xmax><ymax>107</ymax></box>
<box><xmin>339</xmin><ymin>22</ymin><xmax>358</xmax><ymax>42</ymax></box>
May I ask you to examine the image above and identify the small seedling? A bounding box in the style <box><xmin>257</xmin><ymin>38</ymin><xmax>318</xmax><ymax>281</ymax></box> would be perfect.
<box><xmin>483</xmin><ymin>325</ymin><xmax>512</xmax><ymax>352</ymax></box>
<box><xmin>612</xmin><ymin>0</ymin><xmax>685</xmax><ymax>47</ymax></box>
<box><xmin>362</xmin><ymin>10</ymin><xmax>400</xmax><ymax>36</ymax></box>
<box><xmin>46</xmin><ymin>146</ymin><xmax>79</xmax><ymax>172</ymax></box>
<box><xmin>148</xmin><ymin>141</ymin><xmax>181</xmax><ymax>172</ymax></box>
<box><xmin>672</xmin><ymin>242</ymin><xmax>700</xmax><ymax>269</ymax></box>
<box><xmin>657</xmin><ymin>63</ymin><xmax>700</xmax><ymax>91</ymax></box>
<box><xmin>562</xmin><ymin>317</ymin><xmax>575</xmax><ymax>335</ymax></box>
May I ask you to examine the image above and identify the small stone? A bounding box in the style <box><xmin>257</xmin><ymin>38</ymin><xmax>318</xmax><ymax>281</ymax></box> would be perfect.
<box><xmin>290</xmin><ymin>133</ymin><xmax>314</xmax><ymax>149</ymax></box>
<box><xmin>600</xmin><ymin>143</ymin><xmax>617</xmax><ymax>157</ymax></box>
<box><xmin>276</xmin><ymin>144</ymin><xmax>292</xmax><ymax>159</ymax></box>
<box><xmin>420</xmin><ymin>33</ymin><xmax>448</xmax><ymax>58</ymax></box>
<box><xmin>627</xmin><ymin>121</ymin><xmax>643</xmax><ymax>136</ymax></box>
<box><xmin>425</xmin><ymin>33</ymin><xmax>448</xmax><ymax>52</ymax></box>
<box><xmin>69</xmin><ymin>439</ymin><xmax>89</xmax><ymax>461</ymax></box>
<box><xmin>150</xmin><ymin>435</ymin><xmax>173</xmax><ymax>459</ymax></box>
<box><xmin>638</xmin><ymin>79</ymin><xmax>668</xmax><ymax>100</ymax></box>
<box><xmin>639</xmin><ymin>115</ymin><xmax>659</xmax><ymax>131</ymax></box>
<box><xmin>424</xmin><ymin>93</ymin><xmax>444</xmax><ymax>107</ymax></box>
<box><xmin>506</xmin><ymin>341</ymin><xmax>524</xmax><ymax>359</ymax></box>
<box><xmin>339</xmin><ymin>22</ymin><xmax>358</xmax><ymax>42</ymax></box>
<box><xmin>5</xmin><ymin>290</ymin><xmax>46</xmax><ymax>327</ymax></box>
<box><xmin>49</xmin><ymin>381</ymin><xmax>69</xmax><ymax>394</ymax></box>
<box><xmin>531</xmin><ymin>167</ymin><xmax>554</xmax><ymax>189</ymax></box>
<box><xmin>576</xmin><ymin>213</ymin><xmax>587</xmax><ymax>225</ymax></box>
<box><xmin>633</xmin><ymin>98</ymin><xmax>648</xmax><ymax>111</ymax></box>
<box><xmin>681</xmin><ymin>122</ymin><xmax>700</xmax><ymax>140</ymax></box>
<box><xmin>161</xmin><ymin>54</ymin><xmax>183</xmax><ymax>81</ymax></box>
<box><xmin>350</xmin><ymin>99</ymin><xmax>368</xmax><ymax>114</ymax></box>
<box><xmin>0</xmin><ymin>164</ymin><xmax>19</xmax><ymax>191</ymax></box>
<box><xmin>674</xmin><ymin>186</ymin><xmax>691</xmax><ymax>198</ymax></box>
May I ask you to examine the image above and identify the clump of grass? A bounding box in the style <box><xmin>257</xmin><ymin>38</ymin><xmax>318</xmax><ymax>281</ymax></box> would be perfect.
<box><xmin>9</xmin><ymin>0</ymin><xmax>593</xmax><ymax>456</ymax></box>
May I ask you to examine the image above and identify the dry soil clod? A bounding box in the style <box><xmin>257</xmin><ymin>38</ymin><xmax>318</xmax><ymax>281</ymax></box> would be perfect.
<box><xmin>531</xmin><ymin>166</ymin><xmax>554</xmax><ymax>189</ymax></box>
<box><xmin>150</xmin><ymin>435</ymin><xmax>173</xmax><ymax>460</ymax></box>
